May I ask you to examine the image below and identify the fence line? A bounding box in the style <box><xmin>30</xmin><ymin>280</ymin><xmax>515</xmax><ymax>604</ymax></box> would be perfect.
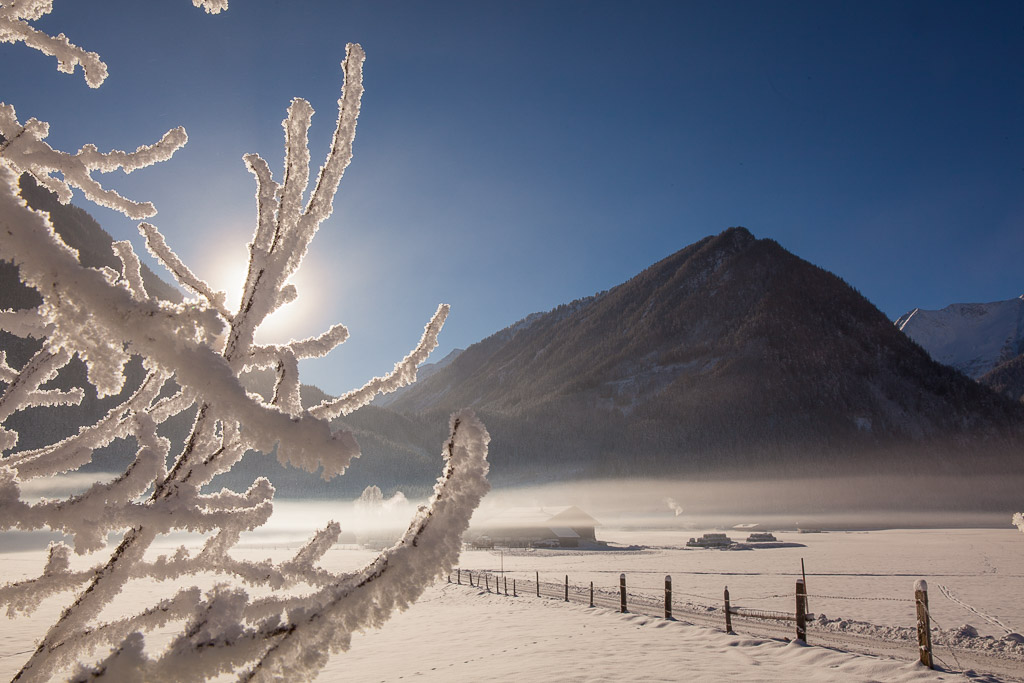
<box><xmin>448</xmin><ymin>568</ymin><xmax>950</xmax><ymax>671</ymax></box>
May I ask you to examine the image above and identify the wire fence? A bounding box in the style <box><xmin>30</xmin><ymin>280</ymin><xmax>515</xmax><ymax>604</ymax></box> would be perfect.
<box><xmin>446</xmin><ymin>566</ymin><xmax>1022</xmax><ymax>678</ymax></box>
<box><xmin>451</xmin><ymin>569</ymin><xmax>801</xmax><ymax>628</ymax></box>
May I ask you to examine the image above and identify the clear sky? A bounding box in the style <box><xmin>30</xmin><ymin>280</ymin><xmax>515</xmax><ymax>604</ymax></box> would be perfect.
<box><xmin>5</xmin><ymin>1</ymin><xmax>1022</xmax><ymax>395</ymax></box>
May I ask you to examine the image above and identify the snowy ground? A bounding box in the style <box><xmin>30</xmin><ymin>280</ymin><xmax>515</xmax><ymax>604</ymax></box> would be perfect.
<box><xmin>0</xmin><ymin>521</ymin><xmax>1022</xmax><ymax>681</ymax></box>
<box><xmin>451</xmin><ymin>528</ymin><xmax>1024</xmax><ymax>641</ymax></box>
<box><xmin>328</xmin><ymin>582</ymin><xmax>979</xmax><ymax>683</ymax></box>
<box><xmin>438</xmin><ymin>527</ymin><xmax>1024</xmax><ymax>681</ymax></box>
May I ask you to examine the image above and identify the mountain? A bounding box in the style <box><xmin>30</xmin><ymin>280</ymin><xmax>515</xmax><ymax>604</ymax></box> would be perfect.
<box><xmin>895</xmin><ymin>295</ymin><xmax>1024</xmax><ymax>379</ymax></box>
<box><xmin>894</xmin><ymin>295</ymin><xmax>1024</xmax><ymax>403</ymax></box>
<box><xmin>6</xmin><ymin>189</ymin><xmax>1022</xmax><ymax>496</ymax></box>
<box><xmin>980</xmin><ymin>353</ymin><xmax>1024</xmax><ymax>403</ymax></box>
<box><xmin>388</xmin><ymin>227</ymin><xmax>1024</xmax><ymax>484</ymax></box>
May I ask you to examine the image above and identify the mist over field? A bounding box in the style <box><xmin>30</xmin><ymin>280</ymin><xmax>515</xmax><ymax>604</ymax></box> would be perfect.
<box><xmin>233</xmin><ymin>473</ymin><xmax>1024</xmax><ymax>546</ymax></box>
<box><xmin>18</xmin><ymin>471</ymin><xmax>1021</xmax><ymax>545</ymax></box>
<box><xmin>471</xmin><ymin>476</ymin><xmax>1024</xmax><ymax>531</ymax></box>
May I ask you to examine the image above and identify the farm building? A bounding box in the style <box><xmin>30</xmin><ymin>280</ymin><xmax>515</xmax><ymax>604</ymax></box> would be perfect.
<box><xmin>473</xmin><ymin>506</ymin><xmax>601</xmax><ymax>548</ymax></box>
<box><xmin>686</xmin><ymin>533</ymin><xmax>734</xmax><ymax>548</ymax></box>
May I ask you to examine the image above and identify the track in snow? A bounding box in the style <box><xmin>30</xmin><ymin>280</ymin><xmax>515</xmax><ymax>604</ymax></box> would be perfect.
<box><xmin>936</xmin><ymin>583</ymin><xmax>1014</xmax><ymax>635</ymax></box>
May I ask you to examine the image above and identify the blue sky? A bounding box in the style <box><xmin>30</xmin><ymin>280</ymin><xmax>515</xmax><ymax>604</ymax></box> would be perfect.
<box><xmin>5</xmin><ymin>1</ymin><xmax>1022</xmax><ymax>395</ymax></box>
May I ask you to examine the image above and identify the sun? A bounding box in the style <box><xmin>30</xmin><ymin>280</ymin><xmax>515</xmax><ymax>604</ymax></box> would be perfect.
<box><xmin>196</xmin><ymin>229</ymin><xmax>325</xmax><ymax>346</ymax></box>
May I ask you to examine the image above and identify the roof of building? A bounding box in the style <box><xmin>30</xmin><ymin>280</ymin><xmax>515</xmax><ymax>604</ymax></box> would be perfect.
<box><xmin>549</xmin><ymin>527</ymin><xmax>580</xmax><ymax>539</ymax></box>
<box><xmin>476</xmin><ymin>505</ymin><xmax>601</xmax><ymax>531</ymax></box>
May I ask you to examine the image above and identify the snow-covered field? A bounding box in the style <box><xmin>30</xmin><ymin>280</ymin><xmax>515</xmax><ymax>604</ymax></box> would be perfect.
<box><xmin>1</xmin><ymin>515</ymin><xmax>1022</xmax><ymax>681</ymax></box>
<box><xmin>329</xmin><ymin>582</ymin><xmax>970</xmax><ymax>682</ymax></box>
<box><xmin>452</xmin><ymin>527</ymin><xmax>1024</xmax><ymax>640</ymax></box>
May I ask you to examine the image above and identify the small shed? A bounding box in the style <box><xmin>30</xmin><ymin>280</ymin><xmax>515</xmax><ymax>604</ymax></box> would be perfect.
<box><xmin>474</xmin><ymin>506</ymin><xmax>600</xmax><ymax>548</ymax></box>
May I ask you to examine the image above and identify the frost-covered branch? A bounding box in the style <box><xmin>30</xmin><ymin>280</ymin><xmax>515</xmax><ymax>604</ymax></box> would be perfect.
<box><xmin>0</xmin><ymin>10</ymin><xmax>487</xmax><ymax>679</ymax></box>
<box><xmin>144</xmin><ymin>524</ymin><xmax>342</xmax><ymax>589</ymax></box>
<box><xmin>0</xmin><ymin>560</ymin><xmax>96</xmax><ymax>618</ymax></box>
<box><xmin>2</xmin><ymin>176</ymin><xmax>359</xmax><ymax>474</ymax></box>
<box><xmin>0</xmin><ymin>105</ymin><xmax>187</xmax><ymax>219</ymax></box>
<box><xmin>227</xmin><ymin>44</ymin><xmax>365</xmax><ymax>367</ymax></box>
<box><xmin>58</xmin><ymin>412</ymin><xmax>490</xmax><ymax>682</ymax></box>
<box><xmin>0</xmin><ymin>346</ymin><xmax>71</xmax><ymax>431</ymax></box>
<box><xmin>193</xmin><ymin>0</ymin><xmax>228</xmax><ymax>14</ymax></box>
<box><xmin>6</xmin><ymin>370</ymin><xmax>181</xmax><ymax>480</ymax></box>
<box><xmin>310</xmin><ymin>304</ymin><xmax>449</xmax><ymax>419</ymax></box>
<box><xmin>111</xmin><ymin>241</ymin><xmax>148</xmax><ymax>302</ymax></box>
<box><xmin>0</xmin><ymin>0</ymin><xmax>107</xmax><ymax>87</ymax></box>
<box><xmin>242</xmin><ymin>411</ymin><xmax>490</xmax><ymax>681</ymax></box>
<box><xmin>139</xmin><ymin>222</ymin><xmax>230</xmax><ymax>317</ymax></box>
<box><xmin>0</xmin><ymin>308</ymin><xmax>51</xmax><ymax>338</ymax></box>
<box><xmin>1014</xmin><ymin>513</ymin><xmax>1024</xmax><ymax>535</ymax></box>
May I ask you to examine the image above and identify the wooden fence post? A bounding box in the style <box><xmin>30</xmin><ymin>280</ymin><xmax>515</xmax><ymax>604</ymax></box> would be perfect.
<box><xmin>619</xmin><ymin>573</ymin><xmax>627</xmax><ymax>613</ymax></box>
<box><xmin>795</xmin><ymin>579</ymin><xmax>807</xmax><ymax>642</ymax></box>
<box><xmin>590</xmin><ymin>581</ymin><xmax>594</xmax><ymax>608</ymax></box>
<box><xmin>915</xmin><ymin>580</ymin><xmax>933</xmax><ymax>669</ymax></box>
<box><xmin>468</xmin><ymin>570</ymin><xmax>473</xmax><ymax>587</ymax></box>
<box><xmin>724</xmin><ymin>586</ymin><xmax>732</xmax><ymax>633</ymax></box>
<box><xmin>565</xmin><ymin>575</ymin><xmax>569</xmax><ymax>602</ymax></box>
<box><xmin>536</xmin><ymin>570</ymin><xmax>540</xmax><ymax>597</ymax></box>
<box><xmin>513</xmin><ymin>579</ymin><xmax>517</xmax><ymax>597</ymax></box>
<box><xmin>801</xmin><ymin>558</ymin><xmax>809</xmax><ymax>614</ymax></box>
<box><xmin>457</xmin><ymin>568</ymin><xmax>461</xmax><ymax>585</ymax></box>
<box><xmin>665</xmin><ymin>575</ymin><xmax>672</xmax><ymax>619</ymax></box>
<box><xmin>504</xmin><ymin>576</ymin><xmax>508</xmax><ymax>596</ymax></box>
<box><xmin>447</xmin><ymin>573</ymin><xmax>450</xmax><ymax>583</ymax></box>
<box><xmin>485</xmin><ymin>573</ymin><xmax>490</xmax><ymax>592</ymax></box>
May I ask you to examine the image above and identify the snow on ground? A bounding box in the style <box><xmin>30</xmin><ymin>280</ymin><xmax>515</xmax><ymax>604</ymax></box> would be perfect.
<box><xmin>0</xmin><ymin>521</ymin><xmax>1022</xmax><ymax>681</ymax></box>
<box><xmin>450</xmin><ymin>528</ymin><xmax>1024</xmax><ymax>642</ymax></box>
<box><xmin>324</xmin><ymin>582</ymin><xmax>965</xmax><ymax>683</ymax></box>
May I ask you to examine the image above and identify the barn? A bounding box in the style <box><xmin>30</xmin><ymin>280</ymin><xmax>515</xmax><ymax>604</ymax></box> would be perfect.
<box><xmin>473</xmin><ymin>506</ymin><xmax>600</xmax><ymax>548</ymax></box>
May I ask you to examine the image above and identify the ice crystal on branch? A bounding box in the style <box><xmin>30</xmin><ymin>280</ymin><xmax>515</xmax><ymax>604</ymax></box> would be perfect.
<box><xmin>0</xmin><ymin>104</ymin><xmax>187</xmax><ymax>220</ymax></box>
<box><xmin>0</xmin><ymin>4</ymin><xmax>488</xmax><ymax>680</ymax></box>
<box><xmin>0</xmin><ymin>0</ymin><xmax>107</xmax><ymax>87</ymax></box>
<box><xmin>193</xmin><ymin>0</ymin><xmax>228</xmax><ymax>14</ymax></box>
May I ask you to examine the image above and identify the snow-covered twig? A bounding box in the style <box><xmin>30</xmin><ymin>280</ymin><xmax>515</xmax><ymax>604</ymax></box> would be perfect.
<box><xmin>0</xmin><ymin>105</ymin><xmax>186</xmax><ymax>219</ymax></box>
<box><xmin>0</xmin><ymin>0</ymin><xmax>108</xmax><ymax>87</ymax></box>
<box><xmin>0</xmin><ymin>5</ymin><xmax>486</xmax><ymax>679</ymax></box>
<box><xmin>310</xmin><ymin>304</ymin><xmax>449</xmax><ymax>419</ymax></box>
<box><xmin>193</xmin><ymin>0</ymin><xmax>228</xmax><ymax>14</ymax></box>
<box><xmin>138</xmin><ymin>222</ymin><xmax>230</xmax><ymax>315</ymax></box>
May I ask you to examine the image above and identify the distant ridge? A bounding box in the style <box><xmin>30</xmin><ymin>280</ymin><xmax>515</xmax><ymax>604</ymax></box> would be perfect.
<box><xmin>895</xmin><ymin>295</ymin><xmax>1024</xmax><ymax>379</ymax></box>
<box><xmin>895</xmin><ymin>295</ymin><xmax>1024</xmax><ymax>404</ymax></box>
<box><xmin>981</xmin><ymin>353</ymin><xmax>1024</xmax><ymax>403</ymax></box>
<box><xmin>388</xmin><ymin>227</ymin><xmax>1024</xmax><ymax>484</ymax></box>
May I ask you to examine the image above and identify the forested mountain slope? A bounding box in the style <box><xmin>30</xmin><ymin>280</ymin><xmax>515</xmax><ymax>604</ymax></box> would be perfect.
<box><xmin>389</xmin><ymin>227</ymin><xmax>1024</xmax><ymax>483</ymax></box>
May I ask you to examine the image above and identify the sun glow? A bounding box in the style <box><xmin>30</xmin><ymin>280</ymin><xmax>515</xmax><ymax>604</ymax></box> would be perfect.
<box><xmin>196</xmin><ymin>230</ymin><xmax>327</xmax><ymax>345</ymax></box>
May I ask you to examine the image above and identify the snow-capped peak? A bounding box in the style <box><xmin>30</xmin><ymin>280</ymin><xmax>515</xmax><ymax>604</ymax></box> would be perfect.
<box><xmin>895</xmin><ymin>295</ymin><xmax>1024</xmax><ymax>379</ymax></box>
